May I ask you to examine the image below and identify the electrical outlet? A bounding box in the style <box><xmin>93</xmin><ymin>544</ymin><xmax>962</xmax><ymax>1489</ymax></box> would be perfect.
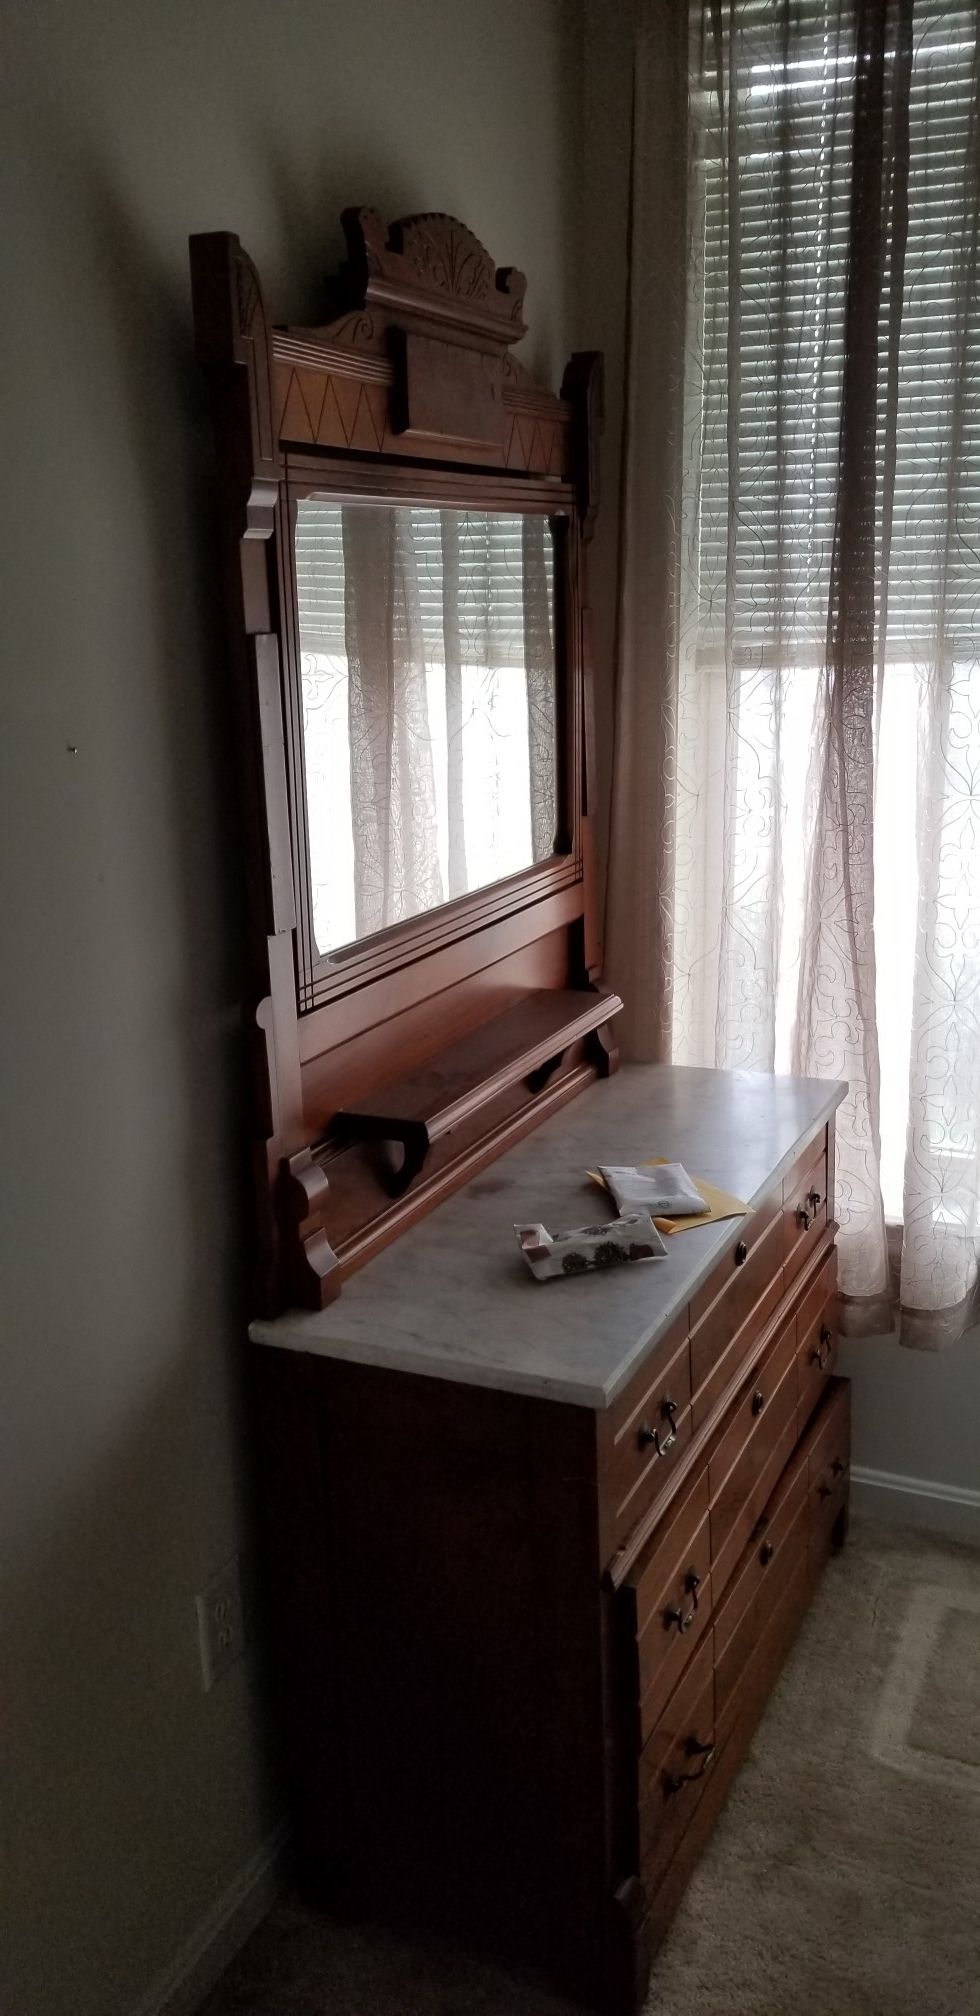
<box><xmin>196</xmin><ymin>1557</ymin><xmax>246</xmax><ymax>1691</ymax></box>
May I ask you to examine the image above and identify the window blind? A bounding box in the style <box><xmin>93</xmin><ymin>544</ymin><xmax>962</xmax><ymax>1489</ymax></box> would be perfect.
<box><xmin>885</xmin><ymin>5</ymin><xmax>979</xmax><ymax>652</ymax></box>
<box><xmin>294</xmin><ymin>501</ymin><xmax>547</xmax><ymax>669</ymax></box>
<box><xmin>693</xmin><ymin>0</ymin><xmax>980</xmax><ymax>663</ymax></box>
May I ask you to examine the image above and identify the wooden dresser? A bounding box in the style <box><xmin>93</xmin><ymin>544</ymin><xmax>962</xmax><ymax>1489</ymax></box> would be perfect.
<box><xmin>193</xmin><ymin>201</ymin><xmax>848</xmax><ymax>2012</ymax></box>
<box><xmin>252</xmin><ymin>1063</ymin><xmax>849</xmax><ymax>2012</ymax></box>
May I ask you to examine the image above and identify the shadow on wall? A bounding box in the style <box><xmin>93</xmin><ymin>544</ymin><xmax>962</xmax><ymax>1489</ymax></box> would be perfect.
<box><xmin>6</xmin><ymin>110</ymin><xmax>512</xmax><ymax>2012</ymax></box>
<box><xmin>3</xmin><ymin>11</ymin><xmax>587</xmax><ymax>1987</ymax></box>
<box><xmin>245</xmin><ymin>115</ymin><xmax>571</xmax><ymax>388</ymax></box>
<box><xmin>5</xmin><ymin>1362</ymin><xmax>265</xmax><ymax>1995</ymax></box>
<box><xmin>3</xmin><ymin>135</ymin><xmax>271</xmax><ymax>2010</ymax></box>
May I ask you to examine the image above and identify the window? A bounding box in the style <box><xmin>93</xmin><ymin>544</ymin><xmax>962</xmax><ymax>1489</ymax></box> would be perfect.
<box><xmin>675</xmin><ymin>1</ymin><xmax>980</xmax><ymax>1223</ymax></box>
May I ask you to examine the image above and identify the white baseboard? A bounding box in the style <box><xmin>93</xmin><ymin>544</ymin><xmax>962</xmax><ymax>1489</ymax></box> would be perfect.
<box><xmin>851</xmin><ymin>1464</ymin><xmax>980</xmax><ymax>1542</ymax></box>
<box><xmin>133</xmin><ymin>1819</ymin><xmax>289</xmax><ymax>2016</ymax></box>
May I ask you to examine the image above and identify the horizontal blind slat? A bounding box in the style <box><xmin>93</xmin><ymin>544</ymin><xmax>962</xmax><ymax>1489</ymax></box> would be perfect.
<box><xmin>693</xmin><ymin>0</ymin><xmax>979</xmax><ymax>658</ymax></box>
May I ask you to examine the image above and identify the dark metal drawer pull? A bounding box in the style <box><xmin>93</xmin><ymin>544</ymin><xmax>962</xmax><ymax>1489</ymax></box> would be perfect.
<box><xmin>665</xmin><ymin>1738</ymin><xmax>716</xmax><ymax>1793</ymax></box>
<box><xmin>664</xmin><ymin>1571</ymin><xmax>701</xmax><ymax>1634</ymax></box>
<box><xmin>808</xmin><ymin>1187</ymin><xmax>823</xmax><ymax>1210</ymax></box>
<box><xmin>637</xmin><ymin>1397</ymin><xmax>678</xmax><ymax>1458</ymax></box>
<box><xmin>735</xmin><ymin>1240</ymin><xmax>749</xmax><ymax>1266</ymax></box>
<box><xmin>751</xmin><ymin>1388</ymin><xmax>766</xmax><ymax>1417</ymax></box>
<box><xmin>759</xmin><ymin>1540</ymin><xmax>775</xmax><ymax>1565</ymax></box>
<box><xmin>796</xmin><ymin>1204</ymin><xmax>812</xmax><ymax>1230</ymax></box>
<box><xmin>810</xmin><ymin>1325</ymin><xmax>834</xmax><ymax>1370</ymax></box>
<box><xmin>818</xmin><ymin>1455</ymin><xmax>847</xmax><ymax>1498</ymax></box>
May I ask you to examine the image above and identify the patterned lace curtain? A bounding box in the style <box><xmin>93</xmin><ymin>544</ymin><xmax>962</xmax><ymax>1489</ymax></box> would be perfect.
<box><xmin>607</xmin><ymin>0</ymin><xmax>980</xmax><ymax>1347</ymax></box>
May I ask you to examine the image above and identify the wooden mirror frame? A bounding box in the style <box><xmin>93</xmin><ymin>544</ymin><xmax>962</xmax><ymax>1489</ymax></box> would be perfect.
<box><xmin>191</xmin><ymin>209</ymin><xmax>622</xmax><ymax>1314</ymax></box>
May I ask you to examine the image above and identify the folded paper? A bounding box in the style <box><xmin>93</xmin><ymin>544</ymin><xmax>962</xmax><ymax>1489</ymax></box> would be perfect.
<box><xmin>589</xmin><ymin>1159</ymin><xmax>747</xmax><ymax>1236</ymax></box>
<box><xmin>598</xmin><ymin>1161</ymin><xmax>707</xmax><ymax>1216</ymax></box>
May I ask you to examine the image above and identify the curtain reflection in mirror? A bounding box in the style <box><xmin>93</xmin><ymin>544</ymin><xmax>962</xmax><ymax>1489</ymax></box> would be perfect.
<box><xmin>295</xmin><ymin>501</ymin><xmax>557</xmax><ymax>955</ymax></box>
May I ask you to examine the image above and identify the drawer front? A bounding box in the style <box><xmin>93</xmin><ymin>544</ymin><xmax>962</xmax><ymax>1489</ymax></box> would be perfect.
<box><xmin>638</xmin><ymin>1631</ymin><xmax>716</xmax><ymax>1892</ymax></box>
<box><xmin>708</xmin><ymin>1317</ymin><xmax>799</xmax><ymax>1598</ymax></box>
<box><xmin>636</xmin><ymin>1363</ymin><xmax>849</xmax><ymax>1958</ymax></box>
<box><xmin>714</xmin><ymin>1463</ymin><xmax>808</xmax><ymax>1726</ymax></box>
<box><xmin>628</xmin><ymin>1476</ymin><xmax>713</xmax><ymax>1744</ymax></box>
<box><xmin>716</xmin><ymin>1541</ymin><xmax>810</xmax><ymax>1757</ymax></box>
<box><xmin>688</xmin><ymin>1190</ymin><xmax>781</xmax><ymax>1333</ymax></box>
<box><xmin>636</xmin><ymin>1563</ymin><xmax>712</xmax><ymax>1747</ymax></box>
<box><xmin>783</xmin><ymin>1138</ymin><xmax>829</xmax><ymax>1285</ymax></box>
<box><xmin>598</xmin><ymin>1137</ymin><xmax>832</xmax><ymax>1568</ymax></box>
<box><xmin>781</xmin><ymin>1130</ymin><xmax>828</xmax><ymax>1212</ymax></box>
<box><xmin>690</xmin><ymin>1211</ymin><xmax>785</xmax><ymax>1427</ymax></box>
<box><xmin>629</xmin><ymin>1469</ymin><xmax>709</xmax><ymax>1633</ymax></box>
<box><xmin>714</xmin><ymin>1446</ymin><xmax>808</xmax><ymax>1666</ymax></box>
<box><xmin>796</xmin><ymin>1247</ymin><xmax>839</xmax><ymax>1431</ymax></box>
<box><xmin>608</xmin><ymin>1310</ymin><xmax>691</xmax><ymax>1442</ymax></box>
<box><xmin>641</xmin><ymin>1523</ymin><xmax>814</xmax><ymax>1954</ymax></box>
<box><xmin>805</xmin><ymin>1376</ymin><xmax>851</xmax><ymax>1558</ymax></box>
<box><xmin>602</xmin><ymin>1331</ymin><xmax>694</xmax><ymax>1556</ymax></box>
<box><xmin>806</xmin><ymin>1375</ymin><xmax>851</xmax><ymax>1495</ymax></box>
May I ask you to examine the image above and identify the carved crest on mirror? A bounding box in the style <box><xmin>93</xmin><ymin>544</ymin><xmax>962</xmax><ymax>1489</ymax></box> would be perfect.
<box><xmin>191</xmin><ymin>208</ymin><xmax>622</xmax><ymax>1314</ymax></box>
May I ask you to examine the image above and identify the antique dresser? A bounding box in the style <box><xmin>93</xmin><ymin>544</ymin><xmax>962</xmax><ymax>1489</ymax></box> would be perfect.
<box><xmin>192</xmin><ymin>209</ymin><xmax>850</xmax><ymax>2012</ymax></box>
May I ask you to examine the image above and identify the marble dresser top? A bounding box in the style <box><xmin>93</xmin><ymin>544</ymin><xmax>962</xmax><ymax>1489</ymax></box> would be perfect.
<box><xmin>250</xmin><ymin>1065</ymin><xmax>845</xmax><ymax>1410</ymax></box>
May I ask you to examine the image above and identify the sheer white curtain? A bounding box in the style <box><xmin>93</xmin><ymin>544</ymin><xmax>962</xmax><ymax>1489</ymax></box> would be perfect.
<box><xmin>608</xmin><ymin>0</ymin><xmax>980</xmax><ymax>1346</ymax></box>
<box><xmin>342</xmin><ymin>506</ymin><xmax>444</xmax><ymax>939</ymax></box>
<box><xmin>295</xmin><ymin>503</ymin><xmax>556</xmax><ymax>954</ymax></box>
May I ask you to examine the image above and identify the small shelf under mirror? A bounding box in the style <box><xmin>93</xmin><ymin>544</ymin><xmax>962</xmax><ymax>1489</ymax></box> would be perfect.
<box><xmin>330</xmin><ymin>985</ymin><xmax>623</xmax><ymax>1195</ymax></box>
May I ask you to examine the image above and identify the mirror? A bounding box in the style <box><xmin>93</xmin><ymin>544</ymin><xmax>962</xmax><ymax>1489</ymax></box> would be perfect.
<box><xmin>294</xmin><ymin>499</ymin><xmax>559</xmax><ymax>957</ymax></box>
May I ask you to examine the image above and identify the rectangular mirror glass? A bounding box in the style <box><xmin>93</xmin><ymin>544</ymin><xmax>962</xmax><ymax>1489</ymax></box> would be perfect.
<box><xmin>294</xmin><ymin>499</ymin><xmax>558</xmax><ymax>957</ymax></box>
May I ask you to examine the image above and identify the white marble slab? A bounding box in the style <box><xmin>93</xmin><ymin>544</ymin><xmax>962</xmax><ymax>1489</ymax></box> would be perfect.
<box><xmin>250</xmin><ymin>1065</ymin><xmax>845</xmax><ymax>1410</ymax></box>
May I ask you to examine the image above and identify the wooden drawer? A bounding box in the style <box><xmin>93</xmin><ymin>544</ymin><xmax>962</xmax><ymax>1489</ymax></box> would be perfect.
<box><xmin>642</xmin><ymin>1539</ymin><xmax>810</xmax><ymax>1954</ymax></box>
<box><xmin>689</xmin><ymin>1206</ymin><xmax>785</xmax><ymax>1424</ymax></box>
<box><xmin>715</xmin><ymin>1456</ymin><xmax>809</xmax><ymax>1739</ymax></box>
<box><xmin>796</xmin><ymin>1246</ymin><xmax>838</xmax><ymax>1431</ymax></box>
<box><xmin>638</xmin><ymin>1630</ymin><xmax>715</xmax><ymax>1894</ymax></box>
<box><xmin>716</xmin><ymin>1530</ymin><xmax>810</xmax><ymax>1758</ymax></box>
<box><xmin>783</xmin><ymin>1135</ymin><xmax>829</xmax><ymax>1285</ymax></box>
<box><xmin>805</xmin><ymin>1376</ymin><xmax>851</xmax><ymax>1561</ymax></box>
<box><xmin>690</xmin><ymin>1212</ymin><xmax>785</xmax><ymax>1429</ymax></box>
<box><xmin>781</xmin><ymin>1129</ymin><xmax>827</xmax><ymax>1212</ymax></box>
<box><xmin>806</xmin><ymin>1375</ymin><xmax>851</xmax><ymax>1495</ymax></box>
<box><xmin>714</xmin><ymin>1445</ymin><xmax>808</xmax><ymax>1667</ymax></box>
<box><xmin>708</xmin><ymin>1315</ymin><xmax>798</xmax><ymax>1598</ymax></box>
<box><xmin>634</xmin><ymin>1360</ymin><xmax>851</xmax><ymax>1975</ymax></box>
<box><xmin>688</xmin><ymin>1189</ymin><xmax>781</xmax><ymax>1333</ymax></box>
<box><xmin>599</xmin><ymin>1139</ymin><xmax>832</xmax><ymax>1565</ymax></box>
<box><xmin>625</xmin><ymin>1472</ymin><xmax>713</xmax><ymax>1744</ymax></box>
<box><xmin>601</xmin><ymin>1325</ymin><xmax>693</xmax><ymax>1558</ymax></box>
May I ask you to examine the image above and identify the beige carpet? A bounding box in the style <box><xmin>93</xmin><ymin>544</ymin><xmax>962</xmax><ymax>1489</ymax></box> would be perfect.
<box><xmin>202</xmin><ymin>1520</ymin><xmax>980</xmax><ymax>2016</ymax></box>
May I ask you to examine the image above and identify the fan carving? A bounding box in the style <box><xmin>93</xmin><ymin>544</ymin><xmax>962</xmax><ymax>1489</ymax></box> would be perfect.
<box><xmin>338</xmin><ymin>207</ymin><xmax>528</xmax><ymax>343</ymax></box>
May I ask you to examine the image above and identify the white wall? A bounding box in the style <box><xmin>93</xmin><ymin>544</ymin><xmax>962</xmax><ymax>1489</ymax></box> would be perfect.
<box><xmin>0</xmin><ymin>7</ymin><xmax>582</xmax><ymax>2013</ymax></box>
<box><xmin>841</xmin><ymin>1331</ymin><xmax>980</xmax><ymax>1536</ymax></box>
